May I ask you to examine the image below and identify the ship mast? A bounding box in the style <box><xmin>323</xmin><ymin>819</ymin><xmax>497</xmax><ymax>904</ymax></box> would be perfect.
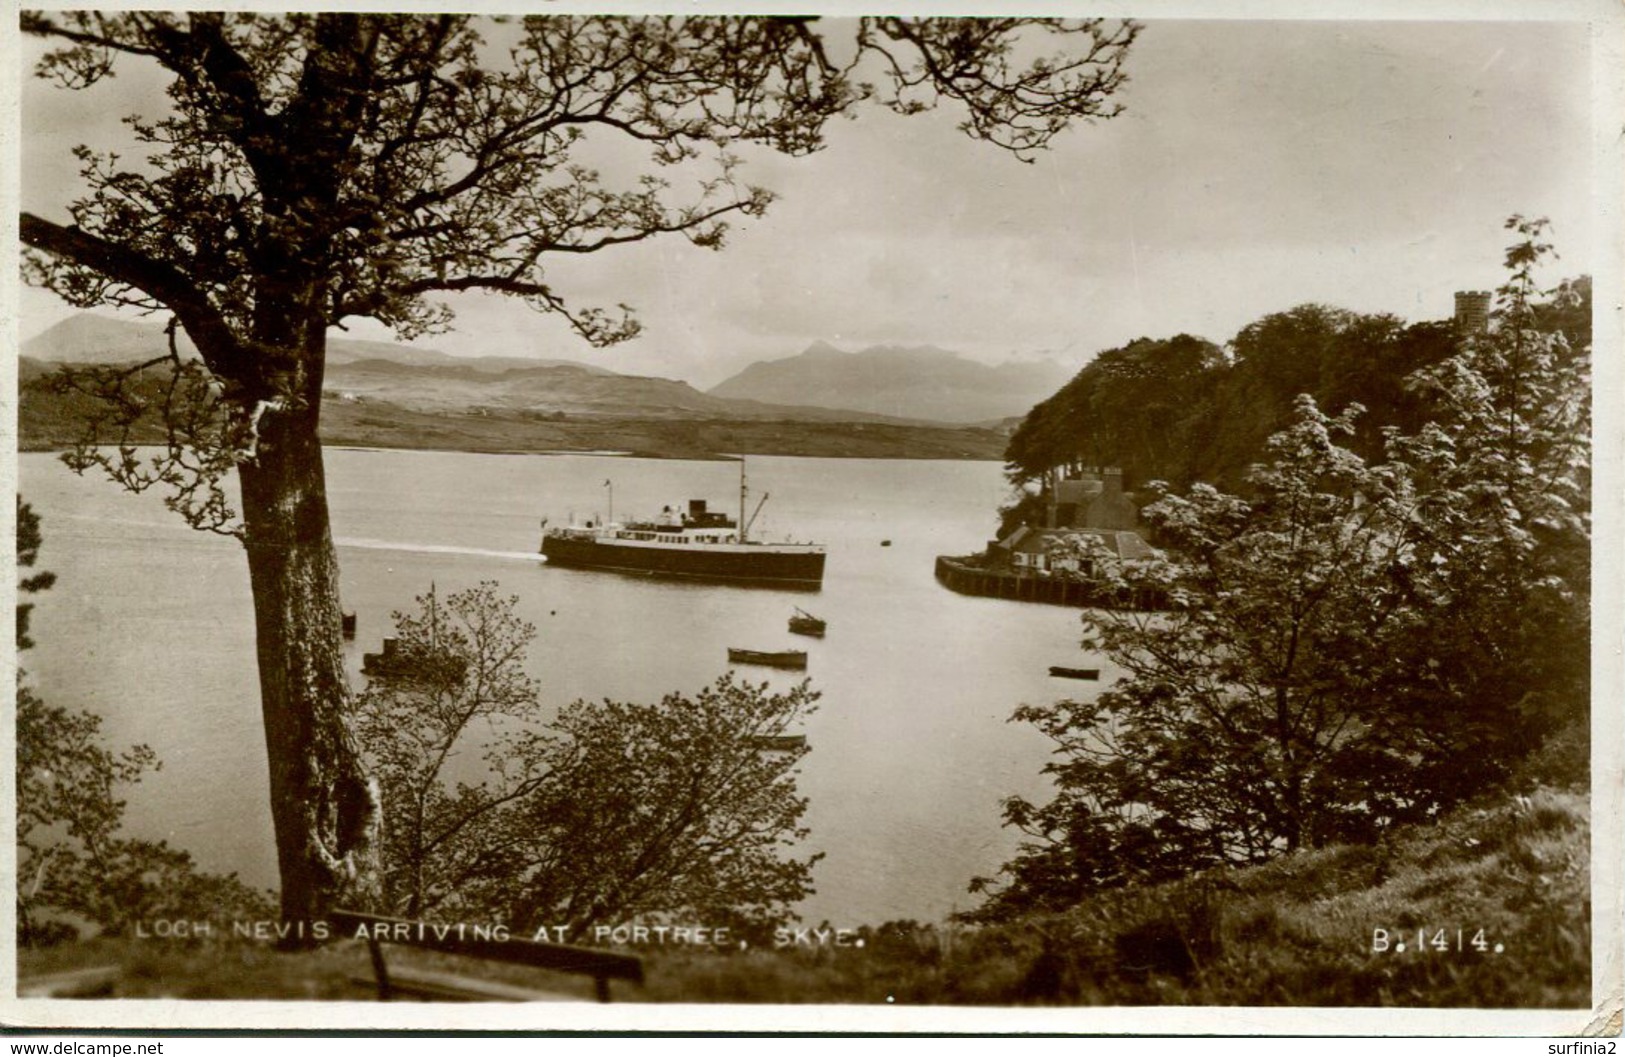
<box><xmin>739</xmin><ymin>461</ymin><xmax>747</xmax><ymax>543</ymax></box>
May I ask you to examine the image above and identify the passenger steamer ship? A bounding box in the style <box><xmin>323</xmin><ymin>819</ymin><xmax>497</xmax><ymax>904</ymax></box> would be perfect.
<box><xmin>539</xmin><ymin>467</ymin><xmax>826</xmax><ymax>589</ymax></box>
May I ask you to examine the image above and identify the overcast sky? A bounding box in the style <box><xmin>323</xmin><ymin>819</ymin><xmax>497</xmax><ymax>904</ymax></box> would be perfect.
<box><xmin>15</xmin><ymin>12</ymin><xmax>1600</xmax><ymax>389</ymax></box>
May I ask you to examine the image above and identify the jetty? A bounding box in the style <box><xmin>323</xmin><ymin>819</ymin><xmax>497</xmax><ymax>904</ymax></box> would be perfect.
<box><xmin>934</xmin><ymin>556</ymin><xmax>1160</xmax><ymax>610</ymax></box>
<box><xmin>934</xmin><ymin>468</ymin><xmax>1164</xmax><ymax>611</ymax></box>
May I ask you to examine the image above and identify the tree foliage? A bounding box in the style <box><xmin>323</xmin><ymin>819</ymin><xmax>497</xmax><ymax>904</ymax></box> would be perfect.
<box><xmin>23</xmin><ymin>12</ymin><xmax>1140</xmax><ymax>361</ymax></box>
<box><xmin>356</xmin><ymin>583</ymin><xmax>821</xmax><ymax>939</ymax></box>
<box><xmin>973</xmin><ymin>219</ymin><xmax>1590</xmax><ymax>922</ymax></box>
<box><xmin>1379</xmin><ymin>215</ymin><xmax>1591</xmax><ymax>787</ymax></box>
<box><xmin>23</xmin><ymin>11</ymin><xmax>1141</xmax><ymax>529</ymax></box>
<box><xmin>16</xmin><ymin>499</ymin><xmax>58</xmax><ymax>651</ymax></box>
<box><xmin>15</xmin><ymin>506</ymin><xmax>272</xmax><ymax>946</ymax></box>
<box><xmin>1002</xmin><ymin>309</ymin><xmax>1462</xmax><ymax>507</ymax></box>
<box><xmin>1004</xmin><ymin>334</ymin><xmax>1224</xmax><ymax>495</ymax></box>
<box><xmin>21</xmin><ymin>12</ymin><xmax>1141</xmax><ymax>925</ymax></box>
<box><xmin>508</xmin><ymin>676</ymin><xmax>821</xmax><ymax>939</ymax></box>
<box><xmin>16</xmin><ymin>687</ymin><xmax>275</xmax><ymax>943</ymax></box>
<box><xmin>353</xmin><ymin>583</ymin><xmax>544</xmax><ymax>921</ymax></box>
<box><xmin>977</xmin><ymin>400</ymin><xmax>1430</xmax><ymax>920</ymax></box>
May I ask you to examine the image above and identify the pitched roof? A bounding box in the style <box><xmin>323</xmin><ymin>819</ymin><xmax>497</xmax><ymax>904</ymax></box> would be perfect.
<box><xmin>996</xmin><ymin>525</ymin><xmax>1035</xmax><ymax>550</ymax></box>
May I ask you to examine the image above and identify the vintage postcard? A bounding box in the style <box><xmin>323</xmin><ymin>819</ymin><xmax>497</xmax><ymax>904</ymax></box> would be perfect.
<box><xmin>3</xmin><ymin>0</ymin><xmax>1620</xmax><ymax>1036</ymax></box>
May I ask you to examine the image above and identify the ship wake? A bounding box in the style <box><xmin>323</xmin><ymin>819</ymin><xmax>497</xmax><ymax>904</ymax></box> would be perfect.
<box><xmin>335</xmin><ymin>536</ymin><xmax>541</xmax><ymax>563</ymax></box>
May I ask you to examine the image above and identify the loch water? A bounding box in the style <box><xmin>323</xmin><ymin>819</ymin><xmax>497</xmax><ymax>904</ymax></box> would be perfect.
<box><xmin>20</xmin><ymin>449</ymin><xmax>1114</xmax><ymax>927</ymax></box>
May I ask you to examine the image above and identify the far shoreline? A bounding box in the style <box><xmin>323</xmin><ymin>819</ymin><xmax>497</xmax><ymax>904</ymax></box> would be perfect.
<box><xmin>20</xmin><ymin>370</ymin><xmax>1013</xmax><ymax>462</ymax></box>
<box><xmin>21</xmin><ymin>442</ymin><xmax>1006</xmax><ymax>464</ymax></box>
<box><xmin>21</xmin><ymin>410</ymin><xmax>1010</xmax><ymax>463</ymax></box>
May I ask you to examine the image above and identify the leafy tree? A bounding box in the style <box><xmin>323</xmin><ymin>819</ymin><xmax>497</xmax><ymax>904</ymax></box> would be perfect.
<box><xmin>1380</xmin><ymin>216</ymin><xmax>1591</xmax><ymax>793</ymax></box>
<box><xmin>1229</xmin><ymin>304</ymin><xmax>1354</xmax><ymax>406</ymax></box>
<box><xmin>17</xmin><ymin>688</ymin><xmax>275</xmax><ymax>942</ymax></box>
<box><xmin>1000</xmin><ymin>309</ymin><xmax>1459</xmax><ymax>518</ymax></box>
<box><xmin>978</xmin><ymin>399</ymin><xmax>1420</xmax><ymax>922</ymax></box>
<box><xmin>16</xmin><ymin>499</ymin><xmax>58</xmax><ymax>651</ymax></box>
<box><xmin>354</xmin><ymin>583</ymin><xmax>545</xmax><ymax>920</ymax></box>
<box><xmin>356</xmin><ymin>582</ymin><xmax>821</xmax><ymax>939</ymax></box>
<box><xmin>507</xmin><ymin>675</ymin><xmax>821</xmax><ymax>940</ymax></box>
<box><xmin>1088</xmin><ymin>335</ymin><xmax>1227</xmax><ymax>483</ymax></box>
<box><xmin>1003</xmin><ymin>334</ymin><xmax>1223</xmax><ymax>493</ymax></box>
<box><xmin>1314</xmin><ymin>318</ymin><xmax>1458</xmax><ymax>460</ymax></box>
<box><xmin>998</xmin><ymin>334</ymin><xmax>1222</xmax><ymax>539</ymax></box>
<box><xmin>1198</xmin><ymin>307</ymin><xmax>1458</xmax><ymax>487</ymax></box>
<box><xmin>15</xmin><ymin>506</ymin><xmax>272</xmax><ymax>945</ymax></box>
<box><xmin>1534</xmin><ymin>274</ymin><xmax>1591</xmax><ymax>354</ymax></box>
<box><xmin>973</xmin><ymin>219</ymin><xmax>1590</xmax><ymax>920</ymax></box>
<box><xmin>20</xmin><ymin>12</ymin><xmax>1140</xmax><ymax>930</ymax></box>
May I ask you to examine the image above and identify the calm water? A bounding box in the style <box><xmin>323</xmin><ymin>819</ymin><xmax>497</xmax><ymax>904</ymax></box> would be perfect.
<box><xmin>19</xmin><ymin>449</ymin><xmax>1112</xmax><ymax>926</ymax></box>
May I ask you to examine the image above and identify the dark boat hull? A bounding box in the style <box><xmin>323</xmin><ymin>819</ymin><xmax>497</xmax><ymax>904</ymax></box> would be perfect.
<box><xmin>749</xmin><ymin>734</ymin><xmax>808</xmax><ymax>752</ymax></box>
<box><xmin>728</xmin><ymin>649</ymin><xmax>808</xmax><ymax>670</ymax></box>
<box><xmin>788</xmin><ymin>609</ymin><xmax>826</xmax><ymax>637</ymax></box>
<box><xmin>542</xmin><ymin>534</ymin><xmax>825</xmax><ymax>589</ymax></box>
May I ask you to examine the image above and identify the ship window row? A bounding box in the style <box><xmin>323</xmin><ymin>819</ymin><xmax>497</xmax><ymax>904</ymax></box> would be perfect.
<box><xmin>618</xmin><ymin>531</ymin><xmax>733</xmax><ymax>544</ymax></box>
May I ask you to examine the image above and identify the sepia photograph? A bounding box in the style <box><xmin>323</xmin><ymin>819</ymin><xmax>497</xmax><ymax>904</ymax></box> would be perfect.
<box><xmin>4</xmin><ymin>0</ymin><xmax>1620</xmax><ymax>1035</ymax></box>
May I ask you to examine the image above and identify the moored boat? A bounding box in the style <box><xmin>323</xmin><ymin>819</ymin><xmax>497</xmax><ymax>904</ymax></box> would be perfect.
<box><xmin>728</xmin><ymin>648</ymin><xmax>808</xmax><ymax>670</ymax></box>
<box><xmin>748</xmin><ymin>734</ymin><xmax>808</xmax><ymax>752</ymax></box>
<box><xmin>788</xmin><ymin>607</ymin><xmax>826</xmax><ymax>638</ymax></box>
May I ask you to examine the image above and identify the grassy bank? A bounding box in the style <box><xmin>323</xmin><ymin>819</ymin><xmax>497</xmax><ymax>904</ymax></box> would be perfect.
<box><xmin>18</xmin><ymin>785</ymin><xmax>1590</xmax><ymax>1008</ymax></box>
<box><xmin>634</xmin><ymin>786</ymin><xmax>1590</xmax><ymax>1007</ymax></box>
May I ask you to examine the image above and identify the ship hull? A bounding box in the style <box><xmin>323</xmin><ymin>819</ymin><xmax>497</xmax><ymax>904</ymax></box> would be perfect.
<box><xmin>542</xmin><ymin>534</ymin><xmax>825</xmax><ymax>590</ymax></box>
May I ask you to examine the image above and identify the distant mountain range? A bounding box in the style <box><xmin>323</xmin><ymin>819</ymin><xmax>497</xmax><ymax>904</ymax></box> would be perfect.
<box><xmin>19</xmin><ymin>314</ymin><xmax>1012</xmax><ymax>459</ymax></box>
<box><xmin>20</xmin><ymin>313</ymin><xmax>973</xmax><ymax>429</ymax></box>
<box><xmin>21</xmin><ymin>313</ymin><xmax>614</xmax><ymax>375</ymax></box>
<box><xmin>708</xmin><ymin>341</ymin><xmax>1076</xmax><ymax>424</ymax></box>
<box><xmin>323</xmin><ymin>358</ymin><xmax>928</xmax><ymax>424</ymax></box>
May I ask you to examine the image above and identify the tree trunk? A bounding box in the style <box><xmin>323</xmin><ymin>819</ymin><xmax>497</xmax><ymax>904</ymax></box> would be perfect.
<box><xmin>1275</xmin><ymin>684</ymin><xmax>1304</xmax><ymax>853</ymax></box>
<box><xmin>237</xmin><ymin>398</ymin><xmax>379</xmax><ymax>943</ymax></box>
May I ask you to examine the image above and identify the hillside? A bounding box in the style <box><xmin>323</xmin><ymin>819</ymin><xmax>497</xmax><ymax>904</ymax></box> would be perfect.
<box><xmin>16</xmin><ymin>782</ymin><xmax>1590</xmax><ymax>1007</ymax></box>
<box><xmin>321</xmin><ymin>358</ymin><xmax>939</xmax><ymax>426</ymax></box>
<box><xmin>20</xmin><ymin>312</ymin><xmax>615</xmax><ymax>374</ymax></box>
<box><xmin>1002</xmin><ymin>280</ymin><xmax>1588</xmax><ymax>497</ymax></box>
<box><xmin>18</xmin><ymin>359</ymin><xmax>1008</xmax><ymax>460</ymax></box>
<box><xmin>325</xmin><ymin>358</ymin><xmax>742</xmax><ymax>417</ymax></box>
<box><xmin>317</xmin><ymin>398</ymin><xmax>1007</xmax><ymax>459</ymax></box>
<box><xmin>645</xmin><ymin>784</ymin><xmax>1592</xmax><ymax>1007</ymax></box>
<box><xmin>22</xmin><ymin>314</ymin><xmax>972</xmax><ymax>431</ymax></box>
<box><xmin>20</xmin><ymin>314</ymin><xmax>1017</xmax><ymax>459</ymax></box>
<box><xmin>709</xmin><ymin>341</ymin><xmax>1076</xmax><ymax>424</ymax></box>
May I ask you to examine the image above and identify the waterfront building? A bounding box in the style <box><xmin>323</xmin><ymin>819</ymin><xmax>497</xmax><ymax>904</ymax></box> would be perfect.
<box><xmin>986</xmin><ymin>467</ymin><xmax>1153</xmax><ymax>578</ymax></box>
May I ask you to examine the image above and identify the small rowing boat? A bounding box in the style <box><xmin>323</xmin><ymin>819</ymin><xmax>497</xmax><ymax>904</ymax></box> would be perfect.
<box><xmin>788</xmin><ymin>607</ymin><xmax>826</xmax><ymax>638</ymax></box>
<box><xmin>748</xmin><ymin>734</ymin><xmax>808</xmax><ymax>752</ymax></box>
<box><xmin>729</xmin><ymin>648</ymin><xmax>808</xmax><ymax>670</ymax></box>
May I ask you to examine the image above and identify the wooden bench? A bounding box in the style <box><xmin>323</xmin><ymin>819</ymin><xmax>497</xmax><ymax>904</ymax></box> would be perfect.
<box><xmin>330</xmin><ymin>909</ymin><xmax>643</xmax><ymax>1003</ymax></box>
